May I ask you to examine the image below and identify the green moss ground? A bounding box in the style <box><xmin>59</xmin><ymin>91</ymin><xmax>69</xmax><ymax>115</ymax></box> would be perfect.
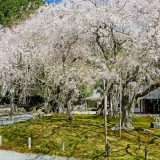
<box><xmin>0</xmin><ymin>114</ymin><xmax>160</xmax><ymax>160</ymax></box>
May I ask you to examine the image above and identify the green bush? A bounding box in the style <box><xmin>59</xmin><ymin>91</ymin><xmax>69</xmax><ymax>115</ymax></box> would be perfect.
<box><xmin>0</xmin><ymin>0</ymin><xmax>44</xmax><ymax>27</ymax></box>
<box><xmin>80</xmin><ymin>84</ymin><xmax>94</xmax><ymax>98</ymax></box>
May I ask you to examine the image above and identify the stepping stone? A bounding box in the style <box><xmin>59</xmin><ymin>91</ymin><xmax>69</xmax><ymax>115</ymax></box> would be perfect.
<box><xmin>150</xmin><ymin>122</ymin><xmax>160</xmax><ymax>128</ymax></box>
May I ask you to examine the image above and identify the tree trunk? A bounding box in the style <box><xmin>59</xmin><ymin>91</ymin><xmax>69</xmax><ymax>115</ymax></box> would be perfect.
<box><xmin>122</xmin><ymin>104</ymin><xmax>133</xmax><ymax>129</ymax></box>
<box><xmin>122</xmin><ymin>94</ymin><xmax>135</xmax><ymax>130</ymax></box>
<box><xmin>96</xmin><ymin>98</ymin><xmax>104</xmax><ymax>115</ymax></box>
<box><xmin>10</xmin><ymin>91</ymin><xmax>15</xmax><ymax>120</ymax></box>
<box><xmin>67</xmin><ymin>101</ymin><xmax>73</xmax><ymax>121</ymax></box>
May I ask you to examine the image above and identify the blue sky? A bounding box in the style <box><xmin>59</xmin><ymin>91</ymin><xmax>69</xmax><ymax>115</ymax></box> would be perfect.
<box><xmin>44</xmin><ymin>0</ymin><xmax>62</xmax><ymax>4</ymax></box>
<box><xmin>44</xmin><ymin>0</ymin><xmax>109</xmax><ymax>5</ymax></box>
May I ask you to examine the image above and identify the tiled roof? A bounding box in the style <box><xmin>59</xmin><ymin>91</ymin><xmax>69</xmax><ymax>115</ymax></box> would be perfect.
<box><xmin>139</xmin><ymin>87</ymin><xmax>160</xmax><ymax>99</ymax></box>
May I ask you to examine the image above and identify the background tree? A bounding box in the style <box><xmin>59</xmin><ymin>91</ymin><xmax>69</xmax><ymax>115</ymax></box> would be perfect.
<box><xmin>0</xmin><ymin>0</ymin><xmax>44</xmax><ymax>27</ymax></box>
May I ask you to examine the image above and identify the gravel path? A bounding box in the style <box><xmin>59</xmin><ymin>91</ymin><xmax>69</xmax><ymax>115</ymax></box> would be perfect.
<box><xmin>0</xmin><ymin>150</ymin><xmax>77</xmax><ymax>160</ymax></box>
<box><xmin>0</xmin><ymin>114</ymin><xmax>33</xmax><ymax>125</ymax></box>
<box><xmin>72</xmin><ymin>111</ymin><xmax>96</xmax><ymax>114</ymax></box>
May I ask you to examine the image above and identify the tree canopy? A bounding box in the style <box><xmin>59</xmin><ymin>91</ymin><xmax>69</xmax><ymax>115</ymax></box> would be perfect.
<box><xmin>0</xmin><ymin>0</ymin><xmax>159</xmax><ymax>126</ymax></box>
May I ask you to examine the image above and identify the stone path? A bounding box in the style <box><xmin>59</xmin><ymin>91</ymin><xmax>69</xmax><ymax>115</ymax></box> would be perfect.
<box><xmin>0</xmin><ymin>114</ymin><xmax>33</xmax><ymax>125</ymax></box>
<box><xmin>0</xmin><ymin>150</ymin><xmax>77</xmax><ymax>160</ymax></box>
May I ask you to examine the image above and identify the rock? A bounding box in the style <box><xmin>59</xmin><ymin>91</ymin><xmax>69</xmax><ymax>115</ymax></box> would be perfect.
<box><xmin>150</xmin><ymin>122</ymin><xmax>160</xmax><ymax>128</ymax></box>
<box><xmin>135</xmin><ymin>128</ymin><xmax>153</xmax><ymax>133</ymax></box>
<box><xmin>111</xmin><ymin>125</ymin><xmax>119</xmax><ymax>131</ymax></box>
<box><xmin>32</xmin><ymin>111</ymin><xmax>45</xmax><ymax>119</ymax></box>
<box><xmin>135</xmin><ymin>127</ymin><xmax>144</xmax><ymax>132</ymax></box>
<box><xmin>144</xmin><ymin>129</ymin><xmax>153</xmax><ymax>134</ymax></box>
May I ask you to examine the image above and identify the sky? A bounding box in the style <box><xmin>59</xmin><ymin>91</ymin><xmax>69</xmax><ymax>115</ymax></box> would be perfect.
<box><xmin>44</xmin><ymin>0</ymin><xmax>109</xmax><ymax>5</ymax></box>
<box><xmin>44</xmin><ymin>0</ymin><xmax>62</xmax><ymax>4</ymax></box>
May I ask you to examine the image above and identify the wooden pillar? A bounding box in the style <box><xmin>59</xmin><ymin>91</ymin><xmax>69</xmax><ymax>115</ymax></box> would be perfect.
<box><xmin>104</xmin><ymin>95</ymin><xmax>109</xmax><ymax>159</ymax></box>
<box><xmin>141</xmin><ymin>100</ymin><xmax>144</xmax><ymax>113</ymax></box>
<box><xmin>0</xmin><ymin>135</ymin><xmax>2</xmax><ymax>146</ymax></box>
<box><xmin>153</xmin><ymin>103</ymin><xmax>156</xmax><ymax>114</ymax></box>
<box><xmin>119</xmin><ymin>78</ymin><xmax>122</xmax><ymax>138</ymax></box>
<box><xmin>103</xmin><ymin>79</ymin><xmax>110</xmax><ymax>159</ymax></box>
<box><xmin>28</xmin><ymin>137</ymin><xmax>31</xmax><ymax>150</ymax></box>
<box><xmin>145</xmin><ymin>146</ymin><xmax>148</xmax><ymax>160</ymax></box>
<box><xmin>62</xmin><ymin>141</ymin><xmax>65</xmax><ymax>151</ymax></box>
<box><xmin>139</xmin><ymin>100</ymin><xmax>141</xmax><ymax>113</ymax></box>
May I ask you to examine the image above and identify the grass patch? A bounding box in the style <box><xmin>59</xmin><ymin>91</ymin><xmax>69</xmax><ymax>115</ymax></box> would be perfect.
<box><xmin>0</xmin><ymin>114</ymin><xmax>160</xmax><ymax>159</ymax></box>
